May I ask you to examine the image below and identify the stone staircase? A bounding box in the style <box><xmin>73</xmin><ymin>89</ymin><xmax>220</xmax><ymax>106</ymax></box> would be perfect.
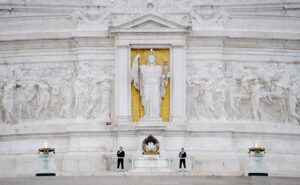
<box><xmin>0</xmin><ymin>175</ymin><xmax>300</xmax><ymax>185</ymax></box>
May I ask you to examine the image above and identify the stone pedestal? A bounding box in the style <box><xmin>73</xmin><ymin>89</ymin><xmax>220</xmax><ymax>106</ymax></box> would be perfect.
<box><xmin>36</xmin><ymin>153</ymin><xmax>57</xmax><ymax>176</ymax></box>
<box><xmin>247</xmin><ymin>152</ymin><xmax>268</xmax><ymax>176</ymax></box>
<box><xmin>130</xmin><ymin>155</ymin><xmax>172</xmax><ymax>172</ymax></box>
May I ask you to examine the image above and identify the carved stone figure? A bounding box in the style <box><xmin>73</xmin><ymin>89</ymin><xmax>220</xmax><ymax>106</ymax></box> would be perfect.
<box><xmin>286</xmin><ymin>79</ymin><xmax>300</xmax><ymax>123</ymax></box>
<box><xmin>132</xmin><ymin>49</ymin><xmax>167</xmax><ymax>120</ymax></box>
<box><xmin>160</xmin><ymin>63</ymin><xmax>169</xmax><ymax>98</ymax></box>
<box><xmin>86</xmin><ymin>80</ymin><xmax>100</xmax><ymax>119</ymax></box>
<box><xmin>250</xmin><ymin>79</ymin><xmax>262</xmax><ymax>121</ymax></box>
<box><xmin>201</xmin><ymin>78</ymin><xmax>216</xmax><ymax>118</ymax></box>
<box><xmin>60</xmin><ymin>68</ymin><xmax>74</xmax><ymax>119</ymax></box>
<box><xmin>49</xmin><ymin>82</ymin><xmax>61</xmax><ymax>118</ymax></box>
<box><xmin>214</xmin><ymin>76</ymin><xmax>227</xmax><ymax>120</ymax></box>
<box><xmin>276</xmin><ymin>78</ymin><xmax>300</xmax><ymax>123</ymax></box>
<box><xmin>226</xmin><ymin>78</ymin><xmax>241</xmax><ymax>120</ymax></box>
<box><xmin>3</xmin><ymin>79</ymin><xmax>16</xmax><ymax>124</ymax></box>
<box><xmin>74</xmin><ymin>63</ymin><xmax>91</xmax><ymax>119</ymax></box>
<box><xmin>12</xmin><ymin>67</ymin><xmax>25</xmax><ymax>121</ymax></box>
<box><xmin>187</xmin><ymin>76</ymin><xmax>202</xmax><ymax>120</ymax></box>
<box><xmin>140</xmin><ymin>65</ymin><xmax>163</xmax><ymax>119</ymax></box>
<box><xmin>14</xmin><ymin>81</ymin><xmax>23</xmax><ymax>121</ymax></box>
<box><xmin>21</xmin><ymin>80</ymin><xmax>36</xmax><ymax>120</ymax></box>
<box><xmin>260</xmin><ymin>71</ymin><xmax>286</xmax><ymax>122</ymax></box>
<box><xmin>98</xmin><ymin>77</ymin><xmax>113</xmax><ymax>122</ymax></box>
<box><xmin>74</xmin><ymin>76</ymin><xmax>88</xmax><ymax>119</ymax></box>
<box><xmin>35</xmin><ymin>80</ymin><xmax>50</xmax><ymax>120</ymax></box>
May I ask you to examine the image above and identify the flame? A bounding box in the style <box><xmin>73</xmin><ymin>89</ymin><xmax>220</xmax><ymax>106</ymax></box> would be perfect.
<box><xmin>255</xmin><ymin>143</ymin><xmax>259</xmax><ymax>148</ymax></box>
<box><xmin>44</xmin><ymin>141</ymin><xmax>48</xmax><ymax>148</ymax></box>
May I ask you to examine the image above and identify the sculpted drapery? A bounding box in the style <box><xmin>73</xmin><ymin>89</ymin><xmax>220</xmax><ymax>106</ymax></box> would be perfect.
<box><xmin>140</xmin><ymin>63</ymin><xmax>163</xmax><ymax>119</ymax></box>
<box><xmin>131</xmin><ymin>49</ymin><xmax>170</xmax><ymax>122</ymax></box>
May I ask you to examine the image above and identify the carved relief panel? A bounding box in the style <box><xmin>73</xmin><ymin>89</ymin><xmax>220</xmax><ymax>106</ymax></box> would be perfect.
<box><xmin>187</xmin><ymin>61</ymin><xmax>300</xmax><ymax>124</ymax></box>
<box><xmin>0</xmin><ymin>62</ymin><xmax>114</xmax><ymax>124</ymax></box>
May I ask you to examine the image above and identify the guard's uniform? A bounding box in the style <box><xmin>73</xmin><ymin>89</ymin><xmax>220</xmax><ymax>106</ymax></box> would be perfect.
<box><xmin>179</xmin><ymin>151</ymin><xmax>186</xmax><ymax>169</ymax></box>
<box><xmin>117</xmin><ymin>150</ymin><xmax>125</xmax><ymax>169</ymax></box>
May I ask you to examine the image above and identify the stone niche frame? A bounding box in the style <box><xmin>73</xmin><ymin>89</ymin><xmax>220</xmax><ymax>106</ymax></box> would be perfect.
<box><xmin>110</xmin><ymin>13</ymin><xmax>190</xmax><ymax>126</ymax></box>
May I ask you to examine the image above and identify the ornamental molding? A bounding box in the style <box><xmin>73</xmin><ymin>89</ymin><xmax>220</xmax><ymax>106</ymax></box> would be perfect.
<box><xmin>109</xmin><ymin>13</ymin><xmax>191</xmax><ymax>34</ymax></box>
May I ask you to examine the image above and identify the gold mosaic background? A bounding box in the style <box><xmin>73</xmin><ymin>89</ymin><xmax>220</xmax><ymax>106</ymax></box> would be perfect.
<box><xmin>131</xmin><ymin>48</ymin><xmax>170</xmax><ymax>122</ymax></box>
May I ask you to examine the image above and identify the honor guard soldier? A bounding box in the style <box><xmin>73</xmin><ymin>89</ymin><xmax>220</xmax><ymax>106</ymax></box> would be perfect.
<box><xmin>117</xmin><ymin>147</ymin><xmax>125</xmax><ymax>171</ymax></box>
<box><xmin>179</xmin><ymin>148</ymin><xmax>187</xmax><ymax>171</ymax></box>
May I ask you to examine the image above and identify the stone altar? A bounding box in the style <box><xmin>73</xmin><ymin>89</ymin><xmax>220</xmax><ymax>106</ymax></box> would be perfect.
<box><xmin>130</xmin><ymin>135</ymin><xmax>172</xmax><ymax>172</ymax></box>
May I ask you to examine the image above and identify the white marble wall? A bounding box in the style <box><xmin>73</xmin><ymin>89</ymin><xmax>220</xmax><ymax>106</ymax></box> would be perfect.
<box><xmin>0</xmin><ymin>0</ymin><xmax>300</xmax><ymax>178</ymax></box>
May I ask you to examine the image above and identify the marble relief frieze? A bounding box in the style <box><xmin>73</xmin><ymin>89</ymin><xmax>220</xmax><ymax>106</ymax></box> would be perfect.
<box><xmin>0</xmin><ymin>62</ymin><xmax>114</xmax><ymax>124</ymax></box>
<box><xmin>187</xmin><ymin>61</ymin><xmax>300</xmax><ymax>124</ymax></box>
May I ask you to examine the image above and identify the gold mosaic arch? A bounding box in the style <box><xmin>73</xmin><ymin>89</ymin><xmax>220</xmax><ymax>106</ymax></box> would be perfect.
<box><xmin>131</xmin><ymin>48</ymin><xmax>170</xmax><ymax>122</ymax></box>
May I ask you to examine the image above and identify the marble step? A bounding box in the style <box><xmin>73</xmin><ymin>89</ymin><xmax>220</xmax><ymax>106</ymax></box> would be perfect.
<box><xmin>0</xmin><ymin>176</ymin><xmax>300</xmax><ymax>185</ymax></box>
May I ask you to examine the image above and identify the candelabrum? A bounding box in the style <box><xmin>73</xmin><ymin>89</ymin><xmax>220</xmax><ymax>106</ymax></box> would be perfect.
<box><xmin>247</xmin><ymin>144</ymin><xmax>268</xmax><ymax>176</ymax></box>
<box><xmin>36</xmin><ymin>141</ymin><xmax>57</xmax><ymax>176</ymax></box>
